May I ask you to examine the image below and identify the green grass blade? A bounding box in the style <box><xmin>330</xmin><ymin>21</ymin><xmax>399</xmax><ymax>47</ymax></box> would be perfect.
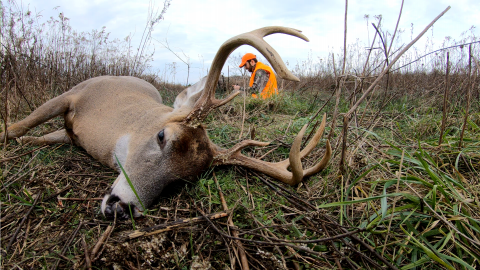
<box><xmin>401</xmin><ymin>226</ymin><xmax>455</xmax><ymax>270</ymax></box>
<box><xmin>381</xmin><ymin>180</ymin><xmax>397</xmax><ymax>219</ymax></box>
<box><xmin>346</xmin><ymin>164</ymin><xmax>379</xmax><ymax>197</ymax></box>
<box><xmin>10</xmin><ymin>193</ymin><xmax>33</xmax><ymax>205</ymax></box>
<box><xmin>115</xmin><ymin>155</ymin><xmax>145</xmax><ymax>211</ymax></box>
<box><xmin>317</xmin><ymin>192</ymin><xmax>406</xmax><ymax>209</ymax></box>
<box><xmin>437</xmin><ymin>253</ymin><xmax>475</xmax><ymax>270</ymax></box>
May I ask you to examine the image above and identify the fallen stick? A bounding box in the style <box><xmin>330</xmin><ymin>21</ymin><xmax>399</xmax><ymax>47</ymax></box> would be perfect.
<box><xmin>6</xmin><ymin>190</ymin><xmax>42</xmax><ymax>254</ymax></box>
<box><xmin>90</xmin><ymin>225</ymin><xmax>114</xmax><ymax>261</ymax></box>
<box><xmin>57</xmin><ymin>197</ymin><xmax>103</xmax><ymax>201</ymax></box>
<box><xmin>251</xmin><ymin>171</ymin><xmax>399</xmax><ymax>269</ymax></box>
<box><xmin>439</xmin><ymin>51</ymin><xmax>450</xmax><ymax>145</ymax></box>
<box><xmin>0</xmin><ymin>145</ymin><xmax>49</xmax><ymax>163</ymax></box>
<box><xmin>195</xmin><ymin>206</ymin><xmax>333</xmax><ymax>261</ymax></box>
<box><xmin>52</xmin><ymin>221</ymin><xmax>83</xmax><ymax>270</ymax></box>
<box><xmin>42</xmin><ymin>185</ymin><xmax>71</xmax><ymax>202</ymax></box>
<box><xmin>82</xmin><ymin>235</ymin><xmax>92</xmax><ymax>270</ymax></box>
<box><xmin>126</xmin><ymin>210</ymin><xmax>230</xmax><ymax>240</ymax></box>
<box><xmin>214</xmin><ymin>172</ymin><xmax>250</xmax><ymax>270</ymax></box>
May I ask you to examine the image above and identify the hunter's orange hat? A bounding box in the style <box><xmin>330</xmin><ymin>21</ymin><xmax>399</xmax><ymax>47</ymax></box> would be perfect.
<box><xmin>239</xmin><ymin>53</ymin><xmax>256</xmax><ymax>67</ymax></box>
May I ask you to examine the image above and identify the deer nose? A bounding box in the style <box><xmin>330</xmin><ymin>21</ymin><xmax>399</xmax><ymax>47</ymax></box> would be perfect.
<box><xmin>102</xmin><ymin>194</ymin><xmax>136</xmax><ymax>220</ymax></box>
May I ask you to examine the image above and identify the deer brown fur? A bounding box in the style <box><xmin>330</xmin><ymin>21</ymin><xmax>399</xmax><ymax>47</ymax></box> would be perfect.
<box><xmin>0</xmin><ymin>27</ymin><xmax>331</xmax><ymax>219</ymax></box>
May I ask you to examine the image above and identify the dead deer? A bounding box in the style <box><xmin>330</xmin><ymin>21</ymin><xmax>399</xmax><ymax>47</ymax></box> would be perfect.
<box><xmin>0</xmin><ymin>27</ymin><xmax>332</xmax><ymax>219</ymax></box>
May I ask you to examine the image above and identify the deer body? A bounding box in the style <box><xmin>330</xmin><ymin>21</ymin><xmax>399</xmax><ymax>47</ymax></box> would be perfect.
<box><xmin>1</xmin><ymin>27</ymin><xmax>332</xmax><ymax>219</ymax></box>
<box><xmin>63</xmin><ymin>76</ymin><xmax>169</xmax><ymax>167</ymax></box>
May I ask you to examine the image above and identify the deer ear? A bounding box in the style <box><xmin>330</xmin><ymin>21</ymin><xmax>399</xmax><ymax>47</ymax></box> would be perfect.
<box><xmin>173</xmin><ymin>76</ymin><xmax>208</xmax><ymax>111</ymax></box>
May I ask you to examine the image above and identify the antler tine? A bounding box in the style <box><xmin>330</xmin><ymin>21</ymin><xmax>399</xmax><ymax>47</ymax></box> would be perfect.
<box><xmin>304</xmin><ymin>140</ymin><xmax>331</xmax><ymax>177</ymax></box>
<box><xmin>211</xmin><ymin>114</ymin><xmax>332</xmax><ymax>186</ymax></box>
<box><xmin>213</xmin><ymin>140</ymin><xmax>270</xmax><ymax>163</ymax></box>
<box><xmin>184</xmin><ymin>26</ymin><xmax>309</xmax><ymax>126</ymax></box>
<box><xmin>289</xmin><ymin>124</ymin><xmax>307</xmax><ymax>184</ymax></box>
<box><xmin>285</xmin><ymin>114</ymin><xmax>332</xmax><ymax>182</ymax></box>
<box><xmin>300</xmin><ymin>113</ymin><xmax>327</xmax><ymax>156</ymax></box>
<box><xmin>276</xmin><ymin>113</ymin><xmax>327</xmax><ymax>168</ymax></box>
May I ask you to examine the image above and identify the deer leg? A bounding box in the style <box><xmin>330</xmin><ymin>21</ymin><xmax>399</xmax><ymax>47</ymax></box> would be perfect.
<box><xmin>0</xmin><ymin>94</ymin><xmax>71</xmax><ymax>142</ymax></box>
<box><xmin>18</xmin><ymin>129</ymin><xmax>72</xmax><ymax>146</ymax></box>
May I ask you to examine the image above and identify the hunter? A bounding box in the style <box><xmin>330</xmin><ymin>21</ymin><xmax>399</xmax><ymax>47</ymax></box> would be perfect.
<box><xmin>233</xmin><ymin>53</ymin><xmax>278</xmax><ymax>99</ymax></box>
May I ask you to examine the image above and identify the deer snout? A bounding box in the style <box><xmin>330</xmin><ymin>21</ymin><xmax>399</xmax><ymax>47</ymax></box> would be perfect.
<box><xmin>101</xmin><ymin>194</ymin><xmax>142</xmax><ymax>220</ymax></box>
<box><xmin>101</xmin><ymin>174</ymin><xmax>144</xmax><ymax>220</ymax></box>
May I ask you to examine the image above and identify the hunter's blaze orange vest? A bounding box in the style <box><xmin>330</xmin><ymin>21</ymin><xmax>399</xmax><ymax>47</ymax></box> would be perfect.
<box><xmin>249</xmin><ymin>62</ymin><xmax>278</xmax><ymax>99</ymax></box>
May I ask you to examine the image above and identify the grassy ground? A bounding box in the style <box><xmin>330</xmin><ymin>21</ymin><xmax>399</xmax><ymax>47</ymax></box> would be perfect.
<box><xmin>1</xmin><ymin>88</ymin><xmax>479</xmax><ymax>269</ymax></box>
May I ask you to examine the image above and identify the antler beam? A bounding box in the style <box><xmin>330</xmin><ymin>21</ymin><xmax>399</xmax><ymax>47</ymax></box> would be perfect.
<box><xmin>212</xmin><ymin>114</ymin><xmax>332</xmax><ymax>186</ymax></box>
<box><xmin>183</xmin><ymin>26</ymin><xmax>309</xmax><ymax>126</ymax></box>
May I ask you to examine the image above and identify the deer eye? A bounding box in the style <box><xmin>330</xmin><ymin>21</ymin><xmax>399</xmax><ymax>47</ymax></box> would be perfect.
<box><xmin>157</xmin><ymin>130</ymin><xmax>165</xmax><ymax>143</ymax></box>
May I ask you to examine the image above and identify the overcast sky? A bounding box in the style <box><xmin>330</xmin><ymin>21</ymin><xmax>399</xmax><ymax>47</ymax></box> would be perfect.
<box><xmin>18</xmin><ymin>0</ymin><xmax>480</xmax><ymax>84</ymax></box>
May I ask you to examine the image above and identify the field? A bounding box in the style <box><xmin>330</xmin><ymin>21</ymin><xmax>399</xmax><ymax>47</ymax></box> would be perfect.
<box><xmin>1</xmin><ymin>1</ymin><xmax>480</xmax><ymax>269</ymax></box>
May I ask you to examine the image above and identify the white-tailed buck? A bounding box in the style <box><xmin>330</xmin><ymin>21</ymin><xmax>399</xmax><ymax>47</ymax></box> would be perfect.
<box><xmin>0</xmin><ymin>27</ymin><xmax>331</xmax><ymax>219</ymax></box>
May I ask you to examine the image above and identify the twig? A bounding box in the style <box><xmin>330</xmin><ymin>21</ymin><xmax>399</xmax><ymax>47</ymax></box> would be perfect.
<box><xmin>195</xmin><ymin>206</ymin><xmax>333</xmax><ymax>260</ymax></box>
<box><xmin>391</xmin><ymin>40</ymin><xmax>480</xmax><ymax>72</ymax></box>
<box><xmin>251</xmin><ymin>171</ymin><xmax>400</xmax><ymax>269</ymax></box>
<box><xmin>90</xmin><ymin>225</ymin><xmax>114</xmax><ymax>261</ymax></box>
<box><xmin>439</xmin><ymin>51</ymin><xmax>450</xmax><ymax>145</ymax></box>
<box><xmin>51</xmin><ymin>221</ymin><xmax>83</xmax><ymax>270</ymax></box>
<box><xmin>152</xmin><ymin>206</ymin><xmax>192</xmax><ymax>212</ymax></box>
<box><xmin>342</xmin><ymin>0</ymin><xmax>348</xmax><ymax>75</ymax></box>
<box><xmin>329</xmin><ymin>0</ymin><xmax>349</xmax><ymax>144</ymax></box>
<box><xmin>346</xmin><ymin>6</ymin><xmax>451</xmax><ymax>117</ymax></box>
<box><xmin>250</xmin><ymin>215</ymin><xmax>289</xmax><ymax>269</ymax></box>
<box><xmin>319</xmin><ymin>222</ymin><xmax>349</xmax><ymax>270</ymax></box>
<box><xmin>337</xmin><ymin>235</ymin><xmax>387</xmax><ymax>270</ymax></box>
<box><xmin>302</xmin><ymin>120</ymin><xmax>319</xmax><ymax>149</ymax></box>
<box><xmin>239</xmin><ymin>90</ymin><xmax>247</xmax><ymax>139</ymax></box>
<box><xmin>20</xmin><ymin>219</ymin><xmax>32</xmax><ymax>255</ymax></box>
<box><xmin>213</xmin><ymin>172</ymin><xmax>249</xmax><ymax>270</ymax></box>
<box><xmin>57</xmin><ymin>197</ymin><xmax>103</xmax><ymax>201</ymax></box>
<box><xmin>250</xmin><ymin>171</ymin><xmax>312</xmax><ymax>212</ymax></box>
<box><xmin>335</xmin><ymin>220</ymin><xmax>399</xmax><ymax>269</ymax></box>
<box><xmin>340</xmin><ymin>6</ymin><xmax>451</xmax><ymax>173</ymax></box>
<box><xmin>2</xmin><ymin>78</ymin><xmax>9</xmax><ymax>150</ymax></box>
<box><xmin>306</xmin><ymin>84</ymin><xmax>336</xmax><ymax>127</ymax></box>
<box><xmin>42</xmin><ymin>185</ymin><xmax>72</xmax><ymax>202</ymax></box>
<box><xmin>340</xmin><ymin>116</ymin><xmax>349</xmax><ymax>173</ymax></box>
<box><xmin>459</xmin><ymin>45</ymin><xmax>473</xmax><ymax>148</ymax></box>
<box><xmin>82</xmin><ymin>235</ymin><xmax>92</xmax><ymax>270</ymax></box>
<box><xmin>6</xmin><ymin>191</ymin><xmax>42</xmax><ymax>254</ymax></box>
<box><xmin>126</xmin><ymin>210</ymin><xmax>230</xmax><ymax>240</ymax></box>
<box><xmin>0</xmin><ymin>145</ymin><xmax>49</xmax><ymax>163</ymax></box>
<box><xmin>239</xmin><ymin>228</ymin><xmax>365</xmax><ymax>244</ymax></box>
<box><xmin>258</xmin><ymin>146</ymin><xmax>279</xmax><ymax>160</ymax></box>
<box><xmin>387</xmin><ymin>0</ymin><xmax>404</xmax><ymax>56</ymax></box>
<box><xmin>328</xmin><ymin>45</ymin><xmax>347</xmax><ymax>141</ymax></box>
<box><xmin>252</xmin><ymin>173</ymin><xmax>312</xmax><ymax>212</ymax></box>
<box><xmin>2</xmin><ymin>151</ymin><xmax>41</xmax><ymax>192</ymax></box>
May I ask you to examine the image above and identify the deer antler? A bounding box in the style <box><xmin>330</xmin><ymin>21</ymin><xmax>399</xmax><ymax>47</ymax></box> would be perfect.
<box><xmin>183</xmin><ymin>26</ymin><xmax>309</xmax><ymax>126</ymax></box>
<box><xmin>212</xmin><ymin>114</ymin><xmax>332</xmax><ymax>186</ymax></box>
